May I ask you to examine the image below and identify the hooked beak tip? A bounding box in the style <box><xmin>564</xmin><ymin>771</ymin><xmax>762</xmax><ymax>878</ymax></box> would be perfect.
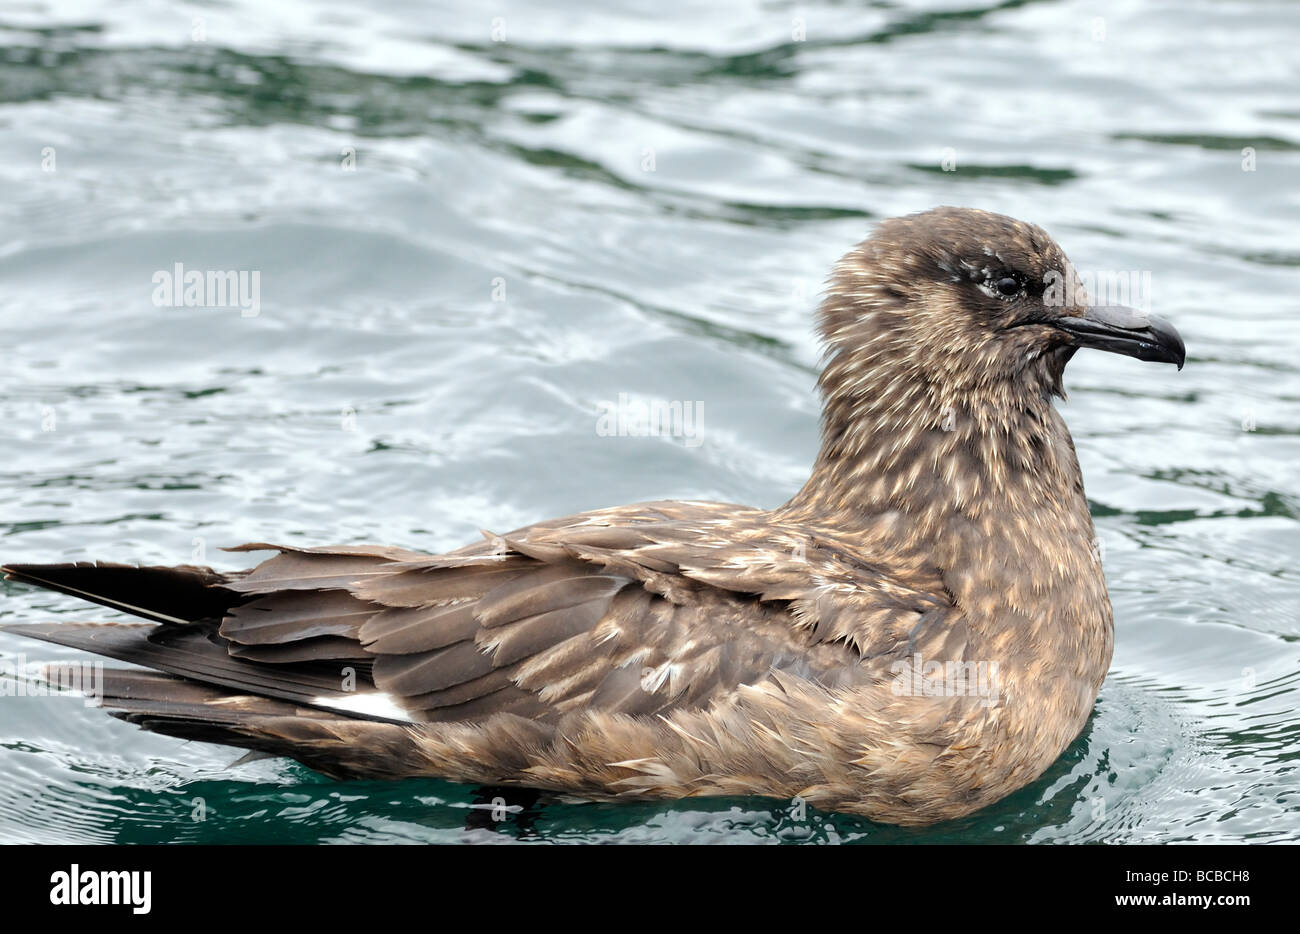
<box><xmin>1054</xmin><ymin>305</ymin><xmax>1185</xmax><ymax>370</ymax></box>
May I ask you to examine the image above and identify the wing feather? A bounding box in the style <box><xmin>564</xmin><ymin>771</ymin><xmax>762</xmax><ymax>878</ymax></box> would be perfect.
<box><xmin>6</xmin><ymin>501</ymin><xmax>956</xmax><ymax>736</ymax></box>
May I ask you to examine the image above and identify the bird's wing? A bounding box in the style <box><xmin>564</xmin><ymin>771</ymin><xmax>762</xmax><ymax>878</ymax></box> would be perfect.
<box><xmin>488</xmin><ymin>499</ymin><xmax>958</xmax><ymax>658</ymax></box>
<box><xmin>4</xmin><ymin>501</ymin><xmax>958</xmax><ymax>727</ymax></box>
<box><xmin>209</xmin><ymin>500</ymin><xmax>956</xmax><ymax>721</ymax></box>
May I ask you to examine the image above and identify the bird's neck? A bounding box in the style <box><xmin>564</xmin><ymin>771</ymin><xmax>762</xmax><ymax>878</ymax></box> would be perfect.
<box><xmin>778</xmin><ymin>362</ymin><xmax>1112</xmax><ymax>698</ymax></box>
<box><xmin>777</xmin><ymin>354</ymin><xmax>1104</xmax><ymax>617</ymax></box>
<box><xmin>785</xmin><ymin>360</ymin><xmax>1076</xmax><ymax>518</ymax></box>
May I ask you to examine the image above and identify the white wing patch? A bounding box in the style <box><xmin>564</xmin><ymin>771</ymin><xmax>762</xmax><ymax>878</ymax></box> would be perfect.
<box><xmin>310</xmin><ymin>692</ymin><xmax>412</xmax><ymax>722</ymax></box>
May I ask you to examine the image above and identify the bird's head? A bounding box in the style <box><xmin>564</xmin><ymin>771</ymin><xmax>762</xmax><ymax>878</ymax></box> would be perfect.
<box><xmin>818</xmin><ymin>206</ymin><xmax>1185</xmax><ymax>402</ymax></box>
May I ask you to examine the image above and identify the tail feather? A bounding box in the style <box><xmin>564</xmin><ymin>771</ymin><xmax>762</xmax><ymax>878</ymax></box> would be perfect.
<box><xmin>1</xmin><ymin>562</ymin><xmax>241</xmax><ymax>625</ymax></box>
<box><xmin>2</xmin><ymin>621</ymin><xmax>391</xmax><ymax>720</ymax></box>
<box><xmin>46</xmin><ymin>666</ymin><xmax>421</xmax><ymax>780</ymax></box>
<box><xmin>4</xmin><ymin>557</ymin><xmax>437</xmax><ymax>778</ymax></box>
<box><xmin>73</xmin><ymin>665</ymin><xmax>322</xmax><ymax>719</ymax></box>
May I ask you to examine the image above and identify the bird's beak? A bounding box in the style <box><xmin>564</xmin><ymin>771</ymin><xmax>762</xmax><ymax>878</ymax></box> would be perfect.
<box><xmin>1054</xmin><ymin>305</ymin><xmax>1185</xmax><ymax>370</ymax></box>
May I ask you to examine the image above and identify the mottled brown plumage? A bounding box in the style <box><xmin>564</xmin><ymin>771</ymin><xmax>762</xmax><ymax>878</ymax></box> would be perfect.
<box><xmin>2</xmin><ymin>207</ymin><xmax>1185</xmax><ymax>825</ymax></box>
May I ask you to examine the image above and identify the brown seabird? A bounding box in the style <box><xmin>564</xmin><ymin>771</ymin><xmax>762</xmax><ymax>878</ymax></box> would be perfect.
<box><xmin>2</xmin><ymin>207</ymin><xmax>1185</xmax><ymax>825</ymax></box>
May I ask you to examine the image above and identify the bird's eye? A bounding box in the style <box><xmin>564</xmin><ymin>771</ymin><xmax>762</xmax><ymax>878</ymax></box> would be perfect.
<box><xmin>994</xmin><ymin>276</ymin><xmax>1021</xmax><ymax>297</ymax></box>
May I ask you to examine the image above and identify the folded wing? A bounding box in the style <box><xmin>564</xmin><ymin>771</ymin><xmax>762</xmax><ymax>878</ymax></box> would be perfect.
<box><xmin>3</xmin><ymin>501</ymin><xmax>958</xmax><ymax>736</ymax></box>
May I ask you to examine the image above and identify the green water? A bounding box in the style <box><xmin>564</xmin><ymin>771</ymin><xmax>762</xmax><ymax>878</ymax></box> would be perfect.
<box><xmin>0</xmin><ymin>0</ymin><xmax>1297</xmax><ymax>843</ymax></box>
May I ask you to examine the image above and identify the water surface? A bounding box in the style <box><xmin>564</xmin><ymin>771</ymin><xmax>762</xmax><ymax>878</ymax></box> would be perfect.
<box><xmin>1</xmin><ymin>0</ymin><xmax>1297</xmax><ymax>843</ymax></box>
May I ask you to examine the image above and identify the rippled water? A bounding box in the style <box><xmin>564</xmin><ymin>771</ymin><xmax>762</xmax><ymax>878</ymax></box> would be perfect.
<box><xmin>1</xmin><ymin>0</ymin><xmax>1297</xmax><ymax>844</ymax></box>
